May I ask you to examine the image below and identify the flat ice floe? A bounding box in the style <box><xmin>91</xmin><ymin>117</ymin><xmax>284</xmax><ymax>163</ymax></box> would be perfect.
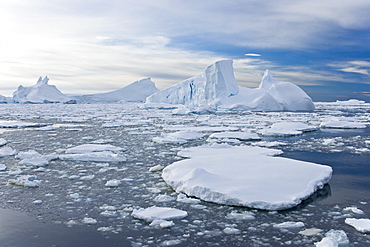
<box><xmin>320</xmin><ymin>119</ymin><xmax>366</xmax><ymax>129</ymax></box>
<box><xmin>258</xmin><ymin>121</ymin><xmax>317</xmax><ymax>137</ymax></box>
<box><xmin>59</xmin><ymin>144</ymin><xmax>127</xmax><ymax>162</ymax></box>
<box><xmin>152</xmin><ymin>130</ymin><xmax>205</xmax><ymax>144</ymax></box>
<box><xmin>132</xmin><ymin>206</ymin><xmax>187</xmax><ymax>228</ymax></box>
<box><xmin>345</xmin><ymin>218</ymin><xmax>370</xmax><ymax>233</ymax></box>
<box><xmin>65</xmin><ymin>144</ymin><xmax>126</xmax><ymax>153</ymax></box>
<box><xmin>162</xmin><ymin>144</ymin><xmax>332</xmax><ymax>210</ymax></box>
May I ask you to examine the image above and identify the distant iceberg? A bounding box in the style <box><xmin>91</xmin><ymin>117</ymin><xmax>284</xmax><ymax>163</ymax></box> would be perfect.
<box><xmin>73</xmin><ymin>78</ymin><xmax>159</xmax><ymax>103</ymax></box>
<box><xmin>13</xmin><ymin>76</ymin><xmax>72</xmax><ymax>104</ymax></box>
<box><xmin>146</xmin><ymin>60</ymin><xmax>315</xmax><ymax>111</ymax></box>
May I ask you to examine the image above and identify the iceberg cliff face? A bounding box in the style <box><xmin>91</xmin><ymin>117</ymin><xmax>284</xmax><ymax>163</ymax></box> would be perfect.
<box><xmin>146</xmin><ymin>60</ymin><xmax>238</xmax><ymax>108</ymax></box>
<box><xmin>13</xmin><ymin>77</ymin><xmax>71</xmax><ymax>104</ymax></box>
<box><xmin>147</xmin><ymin>60</ymin><xmax>315</xmax><ymax>112</ymax></box>
<box><xmin>73</xmin><ymin>78</ymin><xmax>159</xmax><ymax>103</ymax></box>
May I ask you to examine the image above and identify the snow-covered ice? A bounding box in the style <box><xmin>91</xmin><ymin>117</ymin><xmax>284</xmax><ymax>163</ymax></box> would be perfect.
<box><xmin>258</xmin><ymin>122</ymin><xmax>317</xmax><ymax>137</ymax></box>
<box><xmin>146</xmin><ymin>60</ymin><xmax>315</xmax><ymax>112</ymax></box>
<box><xmin>345</xmin><ymin>218</ymin><xmax>370</xmax><ymax>233</ymax></box>
<box><xmin>65</xmin><ymin>144</ymin><xmax>125</xmax><ymax>154</ymax></box>
<box><xmin>131</xmin><ymin>206</ymin><xmax>188</xmax><ymax>222</ymax></box>
<box><xmin>73</xmin><ymin>78</ymin><xmax>158</xmax><ymax>103</ymax></box>
<box><xmin>13</xmin><ymin>76</ymin><xmax>71</xmax><ymax>104</ymax></box>
<box><xmin>162</xmin><ymin>144</ymin><xmax>332</xmax><ymax>210</ymax></box>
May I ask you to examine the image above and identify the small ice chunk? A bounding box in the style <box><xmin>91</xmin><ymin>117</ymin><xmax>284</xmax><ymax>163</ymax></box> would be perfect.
<box><xmin>345</xmin><ymin>218</ymin><xmax>370</xmax><ymax>233</ymax></box>
<box><xmin>343</xmin><ymin>206</ymin><xmax>364</xmax><ymax>214</ymax></box>
<box><xmin>69</xmin><ymin>193</ymin><xmax>80</xmax><ymax>199</ymax></box>
<box><xmin>97</xmin><ymin>226</ymin><xmax>114</xmax><ymax>232</ymax></box>
<box><xmin>82</xmin><ymin>217</ymin><xmax>97</xmax><ymax>224</ymax></box>
<box><xmin>176</xmin><ymin>193</ymin><xmax>201</xmax><ymax>204</ymax></box>
<box><xmin>153</xmin><ymin>194</ymin><xmax>176</xmax><ymax>202</ymax></box>
<box><xmin>149</xmin><ymin>219</ymin><xmax>175</xmax><ymax>228</ymax></box>
<box><xmin>315</xmin><ymin>237</ymin><xmax>338</xmax><ymax>247</ymax></box>
<box><xmin>226</xmin><ymin>211</ymin><xmax>255</xmax><ymax>220</ymax></box>
<box><xmin>105</xmin><ymin>179</ymin><xmax>121</xmax><ymax>187</ymax></box>
<box><xmin>65</xmin><ymin>144</ymin><xmax>126</xmax><ymax>154</ymax></box>
<box><xmin>152</xmin><ymin>130</ymin><xmax>205</xmax><ymax>144</ymax></box>
<box><xmin>0</xmin><ymin>164</ymin><xmax>7</xmax><ymax>171</ymax></box>
<box><xmin>8</xmin><ymin>175</ymin><xmax>41</xmax><ymax>187</ymax></box>
<box><xmin>100</xmin><ymin>210</ymin><xmax>118</xmax><ymax>217</ymax></box>
<box><xmin>0</xmin><ymin>147</ymin><xmax>16</xmax><ymax>157</ymax></box>
<box><xmin>223</xmin><ymin>227</ymin><xmax>241</xmax><ymax>234</ymax></box>
<box><xmin>60</xmin><ymin>151</ymin><xmax>126</xmax><ymax>162</ymax></box>
<box><xmin>33</xmin><ymin>200</ymin><xmax>43</xmax><ymax>205</ymax></box>
<box><xmin>273</xmin><ymin>221</ymin><xmax>305</xmax><ymax>229</ymax></box>
<box><xmin>299</xmin><ymin>228</ymin><xmax>322</xmax><ymax>236</ymax></box>
<box><xmin>208</xmin><ymin>131</ymin><xmax>261</xmax><ymax>141</ymax></box>
<box><xmin>80</xmin><ymin>175</ymin><xmax>95</xmax><ymax>180</ymax></box>
<box><xmin>0</xmin><ymin>138</ymin><xmax>8</xmax><ymax>147</ymax></box>
<box><xmin>325</xmin><ymin>229</ymin><xmax>349</xmax><ymax>245</ymax></box>
<box><xmin>149</xmin><ymin>165</ymin><xmax>164</xmax><ymax>172</ymax></box>
<box><xmin>131</xmin><ymin>206</ymin><xmax>188</xmax><ymax>221</ymax></box>
<box><xmin>259</xmin><ymin>122</ymin><xmax>317</xmax><ymax>137</ymax></box>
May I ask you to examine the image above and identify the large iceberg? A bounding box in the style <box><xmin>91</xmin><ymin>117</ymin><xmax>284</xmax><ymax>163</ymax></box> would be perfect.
<box><xmin>13</xmin><ymin>76</ymin><xmax>71</xmax><ymax>104</ymax></box>
<box><xmin>73</xmin><ymin>78</ymin><xmax>159</xmax><ymax>103</ymax></box>
<box><xmin>162</xmin><ymin>144</ymin><xmax>332</xmax><ymax>210</ymax></box>
<box><xmin>146</xmin><ymin>60</ymin><xmax>315</xmax><ymax>111</ymax></box>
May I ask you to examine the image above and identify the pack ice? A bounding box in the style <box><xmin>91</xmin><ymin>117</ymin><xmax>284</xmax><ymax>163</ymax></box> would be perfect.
<box><xmin>12</xmin><ymin>76</ymin><xmax>72</xmax><ymax>104</ymax></box>
<box><xmin>162</xmin><ymin>144</ymin><xmax>332</xmax><ymax>210</ymax></box>
<box><xmin>146</xmin><ymin>60</ymin><xmax>315</xmax><ymax>111</ymax></box>
<box><xmin>73</xmin><ymin>78</ymin><xmax>159</xmax><ymax>103</ymax></box>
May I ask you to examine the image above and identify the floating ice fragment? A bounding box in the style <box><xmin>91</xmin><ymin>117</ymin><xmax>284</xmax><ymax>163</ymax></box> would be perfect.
<box><xmin>152</xmin><ymin>131</ymin><xmax>205</xmax><ymax>144</ymax></box>
<box><xmin>299</xmin><ymin>228</ymin><xmax>323</xmax><ymax>236</ymax></box>
<box><xmin>343</xmin><ymin>206</ymin><xmax>364</xmax><ymax>214</ymax></box>
<box><xmin>65</xmin><ymin>144</ymin><xmax>125</xmax><ymax>154</ymax></box>
<box><xmin>132</xmin><ymin>206</ymin><xmax>188</xmax><ymax>221</ymax></box>
<box><xmin>105</xmin><ymin>179</ymin><xmax>121</xmax><ymax>187</ymax></box>
<box><xmin>100</xmin><ymin>210</ymin><xmax>118</xmax><ymax>217</ymax></box>
<box><xmin>176</xmin><ymin>193</ymin><xmax>201</xmax><ymax>204</ymax></box>
<box><xmin>315</xmin><ymin>237</ymin><xmax>338</xmax><ymax>247</ymax></box>
<box><xmin>80</xmin><ymin>175</ymin><xmax>95</xmax><ymax>180</ymax></box>
<box><xmin>154</xmin><ymin>194</ymin><xmax>176</xmax><ymax>202</ymax></box>
<box><xmin>60</xmin><ymin>151</ymin><xmax>126</xmax><ymax>162</ymax></box>
<box><xmin>0</xmin><ymin>164</ymin><xmax>7</xmax><ymax>171</ymax></box>
<box><xmin>69</xmin><ymin>193</ymin><xmax>80</xmax><ymax>199</ymax></box>
<box><xmin>82</xmin><ymin>217</ymin><xmax>97</xmax><ymax>224</ymax></box>
<box><xmin>163</xmin><ymin>144</ymin><xmax>332</xmax><ymax>210</ymax></box>
<box><xmin>149</xmin><ymin>219</ymin><xmax>175</xmax><ymax>228</ymax></box>
<box><xmin>259</xmin><ymin>122</ymin><xmax>317</xmax><ymax>137</ymax></box>
<box><xmin>345</xmin><ymin>218</ymin><xmax>370</xmax><ymax>233</ymax></box>
<box><xmin>0</xmin><ymin>147</ymin><xmax>16</xmax><ymax>157</ymax></box>
<box><xmin>208</xmin><ymin>131</ymin><xmax>261</xmax><ymax>141</ymax></box>
<box><xmin>0</xmin><ymin>138</ymin><xmax>8</xmax><ymax>146</ymax></box>
<box><xmin>273</xmin><ymin>221</ymin><xmax>305</xmax><ymax>229</ymax></box>
<box><xmin>8</xmin><ymin>175</ymin><xmax>41</xmax><ymax>187</ymax></box>
<box><xmin>33</xmin><ymin>200</ymin><xmax>43</xmax><ymax>205</ymax></box>
<box><xmin>223</xmin><ymin>227</ymin><xmax>241</xmax><ymax>234</ymax></box>
<box><xmin>149</xmin><ymin>165</ymin><xmax>164</xmax><ymax>172</ymax></box>
<box><xmin>325</xmin><ymin>230</ymin><xmax>349</xmax><ymax>245</ymax></box>
<box><xmin>226</xmin><ymin>211</ymin><xmax>255</xmax><ymax>220</ymax></box>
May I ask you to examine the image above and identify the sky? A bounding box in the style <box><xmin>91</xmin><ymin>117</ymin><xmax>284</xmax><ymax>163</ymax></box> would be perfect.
<box><xmin>1</xmin><ymin>0</ymin><xmax>370</xmax><ymax>102</ymax></box>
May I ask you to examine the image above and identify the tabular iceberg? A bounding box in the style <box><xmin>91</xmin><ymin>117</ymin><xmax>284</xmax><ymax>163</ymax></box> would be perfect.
<box><xmin>13</xmin><ymin>76</ymin><xmax>72</xmax><ymax>104</ymax></box>
<box><xmin>73</xmin><ymin>78</ymin><xmax>159</xmax><ymax>103</ymax></box>
<box><xmin>146</xmin><ymin>60</ymin><xmax>315</xmax><ymax>111</ymax></box>
<box><xmin>162</xmin><ymin>144</ymin><xmax>332</xmax><ymax>210</ymax></box>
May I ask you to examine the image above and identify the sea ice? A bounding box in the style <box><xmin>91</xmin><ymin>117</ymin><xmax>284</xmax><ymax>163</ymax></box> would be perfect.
<box><xmin>258</xmin><ymin>122</ymin><xmax>317</xmax><ymax>137</ymax></box>
<box><xmin>345</xmin><ymin>218</ymin><xmax>370</xmax><ymax>233</ymax></box>
<box><xmin>324</xmin><ymin>230</ymin><xmax>349</xmax><ymax>245</ymax></box>
<box><xmin>105</xmin><ymin>179</ymin><xmax>121</xmax><ymax>187</ymax></box>
<box><xmin>152</xmin><ymin>131</ymin><xmax>205</xmax><ymax>144</ymax></box>
<box><xmin>65</xmin><ymin>144</ymin><xmax>126</xmax><ymax>154</ymax></box>
<box><xmin>320</xmin><ymin>117</ymin><xmax>366</xmax><ymax>129</ymax></box>
<box><xmin>273</xmin><ymin>221</ymin><xmax>305</xmax><ymax>229</ymax></box>
<box><xmin>162</xmin><ymin>144</ymin><xmax>332</xmax><ymax>210</ymax></box>
<box><xmin>8</xmin><ymin>175</ymin><xmax>41</xmax><ymax>187</ymax></box>
<box><xmin>0</xmin><ymin>138</ymin><xmax>8</xmax><ymax>146</ymax></box>
<box><xmin>131</xmin><ymin>206</ymin><xmax>188</xmax><ymax>222</ymax></box>
<box><xmin>0</xmin><ymin>164</ymin><xmax>6</xmax><ymax>171</ymax></box>
<box><xmin>208</xmin><ymin>131</ymin><xmax>261</xmax><ymax>141</ymax></box>
<box><xmin>0</xmin><ymin>147</ymin><xmax>16</xmax><ymax>157</ymax></box>
<box><xmin>315</xmin><ymin>237</ymin><xmax>338</xmax><ymax>247</ymax></box>
<box><xmin>59</xmin><ymin>151</ymin><xmax>126</xmax><ymax>162</ymax></box>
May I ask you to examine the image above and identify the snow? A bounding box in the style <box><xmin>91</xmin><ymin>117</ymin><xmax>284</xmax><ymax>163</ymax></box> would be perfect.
<box><xmin>131</xmin><ymin>206</ymin><xmax>188</xmax><ymax>222</ymax></box>
<box><xmin>208</xmin><ymin>131</ymin><xmax>261</xmax><ymax>141</ymax></box>
<box><xmin>13</xmin><ymin>76</ymin><xmax>71</xmax><ymax>104</ymax></box>
<box><xmin>152</xmin><ymin>131</ymin><xmax>205</xmax><ymax>144</ymax></box>
<box><xmin>162</xmin><ymin>144</ymin><xmax>332</xmax><ymax>210</ymax></box>
<box><xmin>258</xmin><ymin>122</ymin><xmax>317</xmax><ymax>137</ymax></box>
<box><xmin>320</xmin><ymin>118</ymin><xmax>366</xmax><ymax>129</ymax></box>
<box><xmin>345</xmin><ymin>218</ymin><xmax>370</xmax><ymax>233</ymax></box>
<box><xmin>315</xmin><ymin>237</ymin><xmax>338</xmax><ymax>247</ymax></box>
<box><xmin>65</xmin><ymin>144</ymin><xmax>125</xmax><ymax>154</ymax></box>
<box><xmin>146</xmin><ymin>60</ymin><xmax>314</xmax><ymax>112</ymax></box>
<box><xmin>273</xmin><ymin>221</ymin><xmax>305</xmax><ymax>229</ymax></box>
<box><xmin>73</xmin><ymin>78</ymin><xmax>159</xmax><ymax>103</ymax></box>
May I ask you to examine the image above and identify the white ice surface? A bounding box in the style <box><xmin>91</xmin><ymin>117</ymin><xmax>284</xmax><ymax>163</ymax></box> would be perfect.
<box><xmin>13</xmin><ymin>76</ymin><xmax>71</xmax><ymax>103</ymax></box>
<box><xmin>131</xmin><ymin>206</ymin><xmax>188</xmax><ymax>221</ymax></box>
<box><xmin>152</xmin><ymin>131</ymin><xmax>205</xmax><ymax>144</ymax></box>
<box><xmin>65</xmin><ymin>144</ymin><xmax>125</xmax><ymax>154</ymax></box>
<box><xmin>162</xmin><ymin>144</ymin><xmax>332</xmax><ymax>210</ymax></box>
<box><xmin>73</xmin><ymin>78</ymin><xmax>159</xmax><ymax>103</ymax></box>
<box><xmin>59</xmin><ymin>151</ymin><xmax>126</xmax><ymax>162</ymax></box>
<box><xmin>208</xmin><ymin>131</ymin><xmax>261</xmax><ymax>141</ymax></box>
<box><xmin>258</xmin><ymin>122</ymin><xmax>317</xmax><ymax>137</ymax></box>
<box><xmin>345</xmin><ymin>218</ymin><xmax>370</xmax><ymax>233</ymax></box>
<box><xmin>146</xmin><ymin>60</ymin><xmax>314</xmax><ymax>112</ymax></box>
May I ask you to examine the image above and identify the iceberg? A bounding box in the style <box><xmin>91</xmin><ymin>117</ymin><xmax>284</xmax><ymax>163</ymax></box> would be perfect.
<box><xmin>146</xmin><ymin>60</ymin><xmax>315</xmax><ymax>111</ymax></box>
<box><xmin>13</xmin><ymin>76</ymin><xmax>71</xmax><ymax>104</ymax></box>
<box><xmin>162</xmin><ymin>144</ymin><xmax>332</xmax><ymax>210</ymax></box>
<box><xmin>73</xmin><ymin>78</ymin><xmax>159</xmax><ymax>103</ymax></box>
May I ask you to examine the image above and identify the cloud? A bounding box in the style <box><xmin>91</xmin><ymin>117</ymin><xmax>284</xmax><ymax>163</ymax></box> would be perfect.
<box><xmin>329</xmin><ymin>60</ymin><xmax>370</xmax><ymax>76</ymax></box>
<box><xmin>245</xmin><ymin>53</ymin><xmax>261</xmax><ymax>57</ymax></box>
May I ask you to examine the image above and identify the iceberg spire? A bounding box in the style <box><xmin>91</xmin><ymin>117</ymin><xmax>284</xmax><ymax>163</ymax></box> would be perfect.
<box><xmin>258</xmin><ymin>69</ymin><xmax>276</xmax><ymax>90</ymax></box>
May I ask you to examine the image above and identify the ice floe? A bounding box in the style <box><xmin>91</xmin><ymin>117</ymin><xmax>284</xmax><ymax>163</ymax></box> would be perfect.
<box><xmin>345</xmin><ymin>218</ymin><xmax>370</xmax><ymax>233</ymax></box>
<box><xmin>162</xmin><ymin>144</ymin><xmax>332</xmax><ymax>210</ymax></box>
<box><xmin>131</xmin><ymin>206</ymin><xmax>188</xmax><ymax>223</ymax></box>
<box><xmin>60</xmin><ymin>144</ymin><xmax>126</xmax><ymax>162</ymax></box>
<box><xmin>8</xmin><ymin>175</ymin><xmax>42</xmax><ymax>187</ymax></box>
<box><xmin>152</xmin><ymin>131</ymin><xmax>205</xmax><ymax>144</ymax></box>
<box><xmin>258</xmin><ymin>121</ymin><xmax>317</xmax><ymax>137</ymax></box>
